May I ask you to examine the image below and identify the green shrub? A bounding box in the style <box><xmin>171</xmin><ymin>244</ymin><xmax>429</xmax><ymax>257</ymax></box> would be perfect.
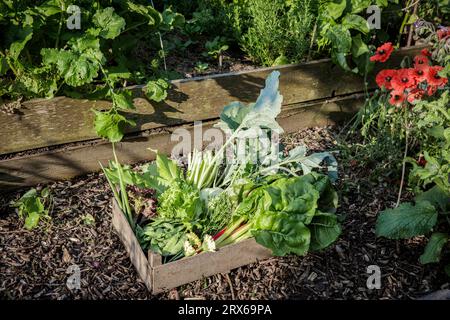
<box><xmin>235</xmin><ymin>0</ymin><xmax>318</xmax><ymax>66</ymax></box>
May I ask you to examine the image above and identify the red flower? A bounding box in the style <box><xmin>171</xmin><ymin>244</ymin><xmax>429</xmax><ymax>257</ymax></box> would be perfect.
<box><xmin>389</xmin><ymin>90</ymin><xmax>406</xmax><ymax>107</ymax></box>
<box><xmin>391</xmin><ymin>68</ymin><xmax>417</xmax><ymax>91</ymax></box>
<box><xmin>407</xmin><ymin>88</ymin><xmax>425</xmax><ymax>104</ymax></box>
<box><xmin>426</xmin><ymin>85</ymin><xmax>438</xmax><ymax>96</ymax></box>
<box><xmin>426</xmin><ymin>66</ymin><xmax>448</xmax><ymax>87</ymax></box>
<box><xmin>421</xmin><ymin>49</ymin><xmax>432</xmax><ymax>57</ymax></box>
<box><xmin>413</xmin><ymin>55</ymin><xmax>430</xmax><ymax>69</ymax></box>
<box><xmin>375</xmin><ymin>69</ymin><xmax>397</xmax><ymax>90</ymax></box>
<box><xmin>370</xmin><ymin>42</ymin><xmax>394</xmax><ymax>63</ymax></box>
<box><xmin>437</xmin><ymin>27</ymin><xmax>450</xmax><ymax>40</ymax></box>
<box><xmin>411</xmin><ymin>67</ymin><xmax>428</xmax><ymax>82</ymax></box>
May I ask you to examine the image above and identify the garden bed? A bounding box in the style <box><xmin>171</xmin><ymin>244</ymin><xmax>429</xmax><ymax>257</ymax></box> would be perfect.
<box><xmin>0</xmin><ymin>46</ymin><xmax>424</xmax><ymax>192</ymax></box>
<box><xmin>1</xmin><ymin>126</ymin><xmax>448</xmax><ymax>300</ymax></box>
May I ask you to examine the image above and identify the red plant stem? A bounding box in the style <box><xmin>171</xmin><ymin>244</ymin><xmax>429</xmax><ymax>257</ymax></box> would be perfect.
<box><xmin>217</xmin><ymin>223</ymin><xmax>252</xmax><ymax>248</ymax></box>
<box><xmin>212</xmin><ymin>227</ymin><xmax>227</xmax><ymax>241</ymax></box>
<box><xmin>215</xmin><ymin>217</ymin><xmax>246</xmax><ymax>246</ymax></box>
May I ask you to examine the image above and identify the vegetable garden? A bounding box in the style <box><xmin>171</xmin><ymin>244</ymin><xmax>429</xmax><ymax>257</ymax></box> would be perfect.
<box><xmin>1</xmin><ymin>0</ymin><xmax>449</xmax><ymax>301</ymax></box>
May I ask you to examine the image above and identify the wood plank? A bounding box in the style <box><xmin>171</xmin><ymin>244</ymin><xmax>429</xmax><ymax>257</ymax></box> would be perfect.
<box><xmin>152</xmin><ymin>238</ymin><xmax>272</xmax><ymax>294</ymax></box>
<box><xmin>0</xmin><ymin>46</ymin><xmax>423</xmax><ymax>155</ymax></box>
<box><xmin>111</xmin><ymin>200</ymin><xmax>153</xmax><ymax>292</ymax></box>
<box><xmin>0</xmin><ymin>94</ymin><xmax>364</xmax><ymax>192</ymax></box>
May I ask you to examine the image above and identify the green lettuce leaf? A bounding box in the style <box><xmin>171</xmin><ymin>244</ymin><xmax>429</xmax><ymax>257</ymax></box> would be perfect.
<box><xmin>253</xmin><ymin>212</ymin><xmax>311</xmax><ymax>256</ymax></box>
<box><xmin>309</xmin><ymin>211</ymin><xmax>342</xmax><ymax>251</ymax></box>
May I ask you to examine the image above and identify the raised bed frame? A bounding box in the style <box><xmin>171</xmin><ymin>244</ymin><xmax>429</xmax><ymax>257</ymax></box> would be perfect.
<box><xmin>0</xmin><ymin>46</ymin><xmax>424</xmax><ymax>192</ymax></box>
<box><xmin>112</xmin><ymin>200</ymin><xmax>272</xmax><ymax>294</ymax></box>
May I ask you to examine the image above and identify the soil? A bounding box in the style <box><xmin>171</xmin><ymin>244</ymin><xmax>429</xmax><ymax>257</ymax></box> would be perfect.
<box><xmin>1</xmin><ymin>126</ymin><xmax>449</xmax><ymax>300</ymax></box>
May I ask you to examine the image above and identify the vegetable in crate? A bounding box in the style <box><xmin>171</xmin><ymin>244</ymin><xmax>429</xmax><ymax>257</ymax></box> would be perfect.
<box><xmin>104</xmin><ymin>70</ymin><xmax>342</xmax><ymax>262</ymax></box>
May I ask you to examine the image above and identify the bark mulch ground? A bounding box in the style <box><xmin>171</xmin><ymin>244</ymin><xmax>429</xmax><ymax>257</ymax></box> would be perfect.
<box><xmin>1</xmin><ymin>126</ymin><xmax>448</xmax><ymax>300</ymax></box>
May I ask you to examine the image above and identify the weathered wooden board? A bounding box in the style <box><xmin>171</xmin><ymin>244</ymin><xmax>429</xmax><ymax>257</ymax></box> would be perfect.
<box><xmin>152</xmin><ymin>238</ymin><xmax>271</xmax><ymax>294</ymax></box>
<box><xmin>112</xmin><ymin>200</ymin><xmax>153</xmax><ymax>292</ymax></box>
<box><xmin>0</xmin><ymin>46</ymin><xmax>423</xmax><ymax>155</ymax></box>
<box><xmin>112</xmin><ymin>199</ymin><xmax>271</xmax><ymax>294</ymax></box>
<box><xmin>0</xmin><ymin>94</ymin><xmax>364</xmax><ymax>191</ymax></box>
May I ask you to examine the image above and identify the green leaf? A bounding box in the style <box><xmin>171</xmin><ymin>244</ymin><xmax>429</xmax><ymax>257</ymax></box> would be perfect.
<box><xmin>92</xmin><ymin>7</ymin><xmax>126</xmax><ymax>40</ymax></box>
<box><xmin>326</xmin><ymin>25</ymin><xmax>352</xmax><ymax>53</ymax></box>
<box><xmin>215</xmin><ymin>71</ymin><xmax>283</xmax><ymax>132</ymax></box>
<box><xmin>342</xmin><ymin>14</ymin><xmax>370</xmax><ymax>34</ymax></box>
<box><xmin>127</xmin><ymin>1</ymin><xmax>162</xmax><ymax>26</ymax></box>
<box><xmin>161</xmin><ymin>7</ymin><xmax>185</xmax><ymax>31</ymax></box>
<box><xmin>416</xmin><ymin>186</ymin><xmax>450</xmax><ymax>214</ymax></box>
<box><xmin>250</xmin><ymin>70</ymin><xmax>283</xmax><ymax>119</ymax></box>
<box><xmin>331</xmin><ymin>51</ymin><xmax>353</xmax><ymax>72</ymax></box>
<box><xmin>265</xmin><ymin>177</ymin><xmax>320</xmax><ymax>224</ymax></box>
<box><xmin>82</xmin><ymin>213</ymin><xmax>95</xmax><ymax>226</ymax></box>
<box><xmin>351</xmin><ymin>34</ymin><xmax>369</xmax><ymax>58</ymax></box>
<box><xmin>309</xmin><ymin>211</ymin><xmax>342</xmax><ymax>251</ymax></box>
<box><xmin>0</xmin><ymin>56</ymin><xmax>10</xmax><ymax>75</ymax></box>
<box><xmin>144</xmin><ymin>79</ymin><xmax>169</xmax><ymax>102</ymax></box>
<box><xmin>326</xmin><ymin>0</ymin><xmax>347</xmax><ymax>19</ymax></box>
<box><xmin>272</xmin><ymin>55</ymin><xmax>290</xmax><ymax>66</ymax></box>
<box><xmin>376</xmin><ymin>201</ymin><xmax>438</xmax><ymax>239</ymax></box>
<box><xmin>111</xmin><ymin>91</ymin><xmax>134</xmax><ymax>110</ymax></box>
<box><xmin>154</xmin><ymin>152</ymin><xmax>183</xmax><ymax>183</ymax></box>
<box><xmin>406</xmin><ymin>13</ymin><xmax>419</xmax><ymax>25</ymax></box>
<box><xmin>215</xmin><ymin>101</ymin><xmax>250</xmax><ymax>131</ymax></box>
<box><xmin>253</xmin><ymin>215</ymin><xmax>311</xmax><ymax>256</ymax></box>
<box><xmin>419</xmin><ymin>233</ymin><xmax>449</xmax><ymax>264</ymax></box>
<box><xmin>93</xmin><ymin>110</ymin><xmax>135</xmax><ymax>142</ymax></box>
<box><xmin>376</xmin><ymin>0</ymin><xmax>389</xmax><ymax>7</ymax></box>
<box><xmin>351</xmin><ymin>0</ymin><xmax>372</xmax><ymax>13</ymax></box>
<box><xmin>9</xmin><ymin>26</ymin><xmax>33</xmax><ymax>60</ymax></box>
<box><xmin>24</xmin><ymin>212</ymin><xmax>41</xmax><ymax>230</ymax></box>
<box><xmin>41</xmin><ymin>37</ymin><xmax>103</xmax><ymax>87</ymax></box>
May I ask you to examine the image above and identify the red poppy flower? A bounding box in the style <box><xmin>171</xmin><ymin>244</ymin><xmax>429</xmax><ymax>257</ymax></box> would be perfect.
<box><xmin>437</xmin><ymin>27</ymin><xmax>450</xmax><ymax>40</ymax></box>
<box><xmin>389</xmin><ymin>90</ymin><xmax>406</xmax><ymax>107</ymax></box>
<box><xmin>375</xmin><ymin>69</ymin><xmax>397</xmax><ymax>90</ymax></box>
<box><xmin>426</xmin><ymin>66</ymin><xmax>448</xmax><ymax>87</ymax></box>
<box><xmin>370</xmin><ymin>42</ymin><xmax>394</xmax><ymax>63</ymax></box>
<box><xmin>426</xmin><ymin>85</ymin><xmax>438</xmax><ymax>96</ymax></box>
<box><xmin>411</xmin><ymin>67</ymin><xmax>428</xmax><ymax>82</ymax></box>
<box><xmin>421</xmin><ymin>49</ymin><xmax>432</xmax><ymax>57</ymax></box>
<box><xmin>407</xmin><ymin>88</ymin><xmax>425</xmax><ymax>104</ymax></box>
<box><xmin>391</xmin><ymin>68</ymin><xmax>417</xmax><ymax>91</ymax></box>
<box><xmin>413</xmin><ymin>55</ymin><xmax>430</xmax><ymax>69</ymax></box>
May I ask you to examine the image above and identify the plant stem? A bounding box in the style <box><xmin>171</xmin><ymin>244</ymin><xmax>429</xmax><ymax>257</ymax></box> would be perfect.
<box><xmin>406</xmin><ymin>0</ymin><xmax>420</xmax><ymax>47</ymax></box>
<box><xmin>396</xmin><ymin>110</ymin><xmax>410</xmax><ymax>208</ymax></box>
<box><xmin>217</xmin><ymin>223</ymin><xmax>251</xmax><ymax>248</ymax></box>
<box><xmin>112</xmin><ymin>143</ymin><xmax>134</xmax><ymax>229</ymax></box>
<box><xmin>99</xmin><ymin>161</ymin><xmax>123</xmax><ymax>209</ymax></box>
<box><xmin>215</xmin><ymin>216</ymin><xmax>246</xmax><ymax>246</ymax></box>
<box><xmin>55</xmin><ymin>0</ymin><xmax>64</xmax><ymax>49</ymax></box>
<box><xmin>150</xmin><ymin>0</ymin><xmax>167</xmax><ymax>72</ymax></box>
<box><xmin>397</xmin><ymin>0</ymin><xmax>412</xmax><ymax>47</ymax></box>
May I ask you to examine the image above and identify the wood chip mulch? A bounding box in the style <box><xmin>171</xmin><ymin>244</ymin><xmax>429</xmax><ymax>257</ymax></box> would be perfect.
<box><xmin>1</xmin><ymin>126</ymin><xmax>448</xmax><ymax>300</ymax></box>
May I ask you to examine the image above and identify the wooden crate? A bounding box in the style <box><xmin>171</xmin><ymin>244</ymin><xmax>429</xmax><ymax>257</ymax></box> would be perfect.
<box><xmin>111</xmin><ymin>200</ymin><xmax>272</xmax><ymax>294</ymax></box>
